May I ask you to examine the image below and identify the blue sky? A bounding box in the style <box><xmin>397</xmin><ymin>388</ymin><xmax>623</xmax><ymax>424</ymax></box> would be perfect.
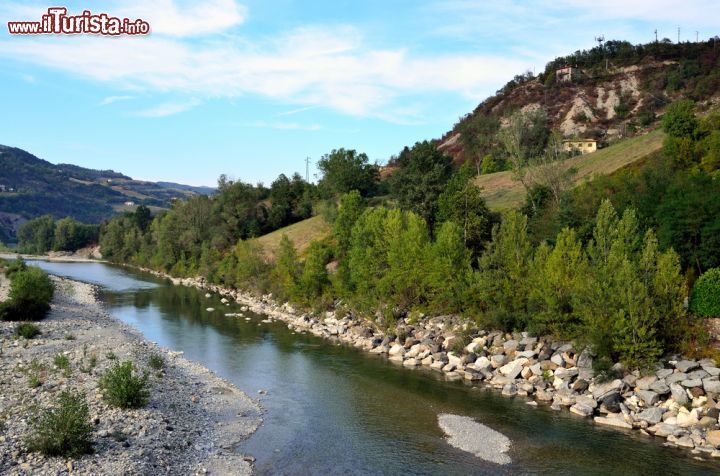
<box><xmin>1</xmin><ymin>1</ymin><xmax>718</xmax><ymax>186</ymax></box>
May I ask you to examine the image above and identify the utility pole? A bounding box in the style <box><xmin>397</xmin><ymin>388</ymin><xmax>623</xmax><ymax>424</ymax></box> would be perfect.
<box><xmin>654</xmin><ymin>29</ymin><xmax>658</xmax><ymax>42</ymax></box>
<box><xmin>305</xmin><ymin>157</ymin><xmax>311</xmax><ymax>182</ymax></box>
<box><xmin>677</xmin><ymin>27</ymin><xmax>680</xmax><ymax>43</ymax></box>
<box><xmin>696</xmin><ymin>31</ymin><xmax>699</xmax><ymax>42</ymax></box>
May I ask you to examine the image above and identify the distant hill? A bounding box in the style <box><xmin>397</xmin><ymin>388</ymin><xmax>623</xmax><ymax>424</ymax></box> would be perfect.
<box><xmin>0</xmin><ymin>145</ymin><xmax>215</xmax><ymax>242</ymax></box>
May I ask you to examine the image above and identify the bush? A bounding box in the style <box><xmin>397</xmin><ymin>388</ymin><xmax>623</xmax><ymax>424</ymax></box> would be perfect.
<box><xmin>10</xmin><ymin>267</ymin><xmax>54</xmax><ymax>306</ymax></box>
<box><xmin>99</xmin><ymin>361</ymin><xmax>150</xmax><ymax>409</ymax></box>
<box><xmin>3</xmin><ymin>257</ymin><xmax>27</xmax><ymax>278</ymax></box>
<box><xmin>148</xmin><ymin>353</ymin><xmax>165</xmax><ymax>370</ymax></box>
<box><xmin>691</xmin><ymin>268</ymin><xmax>720</xmax><ymax>317</ymax></box>
<box><xmin>27</xmin><ymin>390</ymin><xmax>93</xmax><ymax>458</ymax></box>
<box><xmin>1</xmin><ymin>266</ymin><xmax>54</xmax><ymax>321</ymax></box>
<box><xmin>15</xmin><ymin>322</ymin><xmax>40</xmax><ymax>339</ymax></box>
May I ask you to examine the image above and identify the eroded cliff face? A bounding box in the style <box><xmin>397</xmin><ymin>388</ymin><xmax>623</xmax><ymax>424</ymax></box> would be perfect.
<box><xmin>438</xmin><ymin>60</ymin><xmax>682</xmax><ymax>163</ymax></box>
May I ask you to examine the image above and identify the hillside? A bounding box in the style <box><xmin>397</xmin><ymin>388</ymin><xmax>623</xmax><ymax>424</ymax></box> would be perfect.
<box><xmin>475</xmin><ymin>129</ymin><xmax>665</xmax><ymax>210</ymax></box>
<box><xmin>255</xmin><ymin>215</ymin><xmax>330</xmax><ymax>259</ymax></box>
<box><xmin>0</xmin><ymin>145</ymin><xmax>214</xmax><ymax>242</ymax></box>
<box><xmin>438</xmin><ymin>39</ymin><xmax>720</xmax><ymax>164</ymax></box>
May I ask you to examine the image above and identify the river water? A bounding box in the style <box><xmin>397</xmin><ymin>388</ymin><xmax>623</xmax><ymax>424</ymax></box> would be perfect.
<box><xmin>27</xmin><ymin>260</ymin><xmax>720</xmax><ymax>475</ymax></box>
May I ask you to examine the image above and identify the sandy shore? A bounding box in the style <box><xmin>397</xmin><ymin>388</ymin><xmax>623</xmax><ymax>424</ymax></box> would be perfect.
<box><xmin>0</xmin><ymin>274</ymin><xmax>262</xmax><ymax>475</ymax></box>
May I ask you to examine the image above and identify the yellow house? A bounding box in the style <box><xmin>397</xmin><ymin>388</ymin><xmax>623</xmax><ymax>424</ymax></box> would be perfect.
<box><xmin>563</xmin><ymin>139</ymin><xmax>597</xmax><ymax>154</ymax></box>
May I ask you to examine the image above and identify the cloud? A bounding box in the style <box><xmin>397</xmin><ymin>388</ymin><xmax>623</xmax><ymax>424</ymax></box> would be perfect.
<box><xmin>116</xmin><ymin>0</ymin><xmax>247</xmax><ymax>37</ymax></box>
<box><xmin>134</xmin><ymin>98</ymin><xmax>201</xmax><ymax>117</ymax></box>
<box><xmin>0</xmin><ymin>24</ymin><xmax>526</xmax><ymax>120</ymax></box>
<box><xmin>100</xmin><ymin>95</ymin><xmax>134</xmax><ymax>105</ymax></box>
<box><xmin>276</xmin><ymin>105</ymin><xmax>319</xmax><ymax>116</ymax></box>
<box><xmin>20</xmin><ymin>73</ymin><xmax>36</xmax><ymax>83</ymax></box>
<box><xmin>245</xmin><ymin>121</ymin><xmax>322</xmax><ymax>131</ymax></box>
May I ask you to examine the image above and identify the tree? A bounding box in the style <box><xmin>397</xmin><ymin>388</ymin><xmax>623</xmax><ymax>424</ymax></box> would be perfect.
<box><xmin>388</xmin><ymin>141</ymin><xmax>453</xmax><ymax>229</ymax></box>
<box><xmin>526</xmin><ymin>132</ymin><xmax>577</xmax><ymax>207</ymax></box>
<box><xmin>271</xmin><ymin>235</ymin><xmax>300</xmax><ymax>300</ymax></box>
<box><xmin>17</xmin><ymin>215</ymin><xmax>55</xmax><ymax>254</ymax></box>
<box><xmin>436</xmin><ymin>162</ymin><xmax>497</xmax><ymax>257</ymax></box>
<box><xmin>499</xmin><ymin>108</ymin><xmax>550</xmax><ymax>212</ymax></box>
<box><xmin>662</xmin><ymin>99</ymin><xmax>698</xmax><ymax>138</ymax></box>
<box><xmin>473</xmin><ymin>211</ymin><xmax>533</xmax><ymax>330</ymax></box>
<box><xmin>317</xmin><ymin>149</ymin><xmax>378</xmax><ymax>197</ymax></box>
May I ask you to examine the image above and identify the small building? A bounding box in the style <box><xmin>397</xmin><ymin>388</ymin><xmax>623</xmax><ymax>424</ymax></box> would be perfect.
<box><xmin>563</xmin><ymin>139</ymin><xmax>597</xmax><ymax>154</ymax></box>
<box><xmin>556</xmin><ymin>66</ymin><xmax>579</xmax><ymax>83</ymax></box>
<box><xmin>124</xmin><ymin>201</ymin><xmax>135</xmax><ymax>206</ymax></box>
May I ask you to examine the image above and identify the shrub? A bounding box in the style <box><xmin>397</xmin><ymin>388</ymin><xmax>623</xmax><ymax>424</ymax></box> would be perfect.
<box><xmin>3</xmin><ymin>257</ymin><xmax>27</xmax><ymax>278</ymax></box>
<box><xmin>99</xmin><ymin>361</ymin><xmax>150</xmax><ymax>409</ymax></box>
<box><xmin>691</xmin><ymin>268</ymin><xmax>720</xmax><ymax>317</ymax></box>
<box><xmin>10</xmin><ymin>267</ymin><xmax>54</xmax><ymax>306</ymax></box>
<box><xmin>15</xmin><ymin>322</ymin><xmax>40</xmax><ymax>339</ymax></box>
<box><xmin>27</xmin><ymin>390</ymin><xmax>93</xmax><ymax>458</ymax></box>
<box><xmin>1</xmin><ymin>266</ymin><xmax>54</xmax><ymax>321</ymax></box>
<box><xmin>148</xmin><ymin>353</ymin><xmax>165</xmax><ymax>370</ymax></box>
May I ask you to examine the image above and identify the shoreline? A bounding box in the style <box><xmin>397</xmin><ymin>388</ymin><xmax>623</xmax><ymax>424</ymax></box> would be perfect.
<box><xmin>134</xmin><ymin>265</ymin><xmax>720</xmax><ymax>462</ymax></box>
<box><xmin>0</xmin><ymin>272</ymin><xmax>262</xmax><ymax>475</ymax></box>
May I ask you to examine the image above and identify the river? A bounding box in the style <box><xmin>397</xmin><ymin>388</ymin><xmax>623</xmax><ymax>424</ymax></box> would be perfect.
<box><xmin>26</xmin><ymin>260</ymin><xmax>720</xmax><ymax>475</ymax></box>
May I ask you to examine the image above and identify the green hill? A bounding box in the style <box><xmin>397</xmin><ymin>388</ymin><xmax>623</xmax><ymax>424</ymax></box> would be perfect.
<box><xmin>0</xmin><ymin>145</ymin><xmax>214</xmax><ymax>242</ymax></box>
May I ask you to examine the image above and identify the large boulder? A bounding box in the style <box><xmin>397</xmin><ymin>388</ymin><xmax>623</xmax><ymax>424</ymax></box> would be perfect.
<box><xmin>637</xmin><ymin>407</ymin><xmax>664</xmax><ymax>425</ymax></box>
<box><xmin>675</xmin><ymin>360</ymin><xmax>700</xmax><ymax>373</ymax></box>
<box><xmin>499</xmin><ymin>358</ymin><xmax>528</xmax><ymax>379</ymax></box>
<box><xmin>670</xmin><ymin>383</ymin><xmax>689</xmax><ymax>405</ymax></box>
<box><xmin>636</xmin><ymin>390</ymin><xmax>659</xmax><ymax>406</ymax></box>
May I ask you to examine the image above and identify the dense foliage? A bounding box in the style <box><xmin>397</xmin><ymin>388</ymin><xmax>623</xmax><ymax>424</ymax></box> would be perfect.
<box><xmin>93</xmin><ymin>100</ymin><xmax>718</xmax><ymax>368</ymax></box>
<box><xmin>17</xmin><ymin>215</ymin><xmax>100</xmax><ymax>254</ymax></box>
<box><xmin>691</xmin><ymin>268</ymin><xmax>720</xmax><ymax>318</ymax></box>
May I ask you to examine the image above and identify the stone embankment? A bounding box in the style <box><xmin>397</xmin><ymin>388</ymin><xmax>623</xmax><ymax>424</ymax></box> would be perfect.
<box><xmin>0</xmin><ymin>275</ymin><xmax>262</xmax><ymax>475</ymax></box>
<box><xmin>147</xmin><ymin>270</ymin><xmax>720</xmax><ymax>460</ymax></box>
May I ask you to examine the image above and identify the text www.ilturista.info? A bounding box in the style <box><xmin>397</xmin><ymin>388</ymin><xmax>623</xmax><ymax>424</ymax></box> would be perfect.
<box><xmin>7</xmin><ymin>7</ymin><xmax>150</xmax><ymax>35</ymax></box>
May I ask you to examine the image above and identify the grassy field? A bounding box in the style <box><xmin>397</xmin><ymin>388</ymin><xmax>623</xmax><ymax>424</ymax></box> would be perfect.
<box><xmin>474</xmin><ymin>129</ymin><xmax>665</xmax><ymax>210</ymax></box>
<box><xmin>255</xmin><ymin>215</ymin><xmax>331</xmax><ymax>260</ymax></box>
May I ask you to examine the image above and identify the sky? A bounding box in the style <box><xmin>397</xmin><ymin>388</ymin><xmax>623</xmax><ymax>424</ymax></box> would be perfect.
<box><xmin>1</xmin><ymin>1</ymin><xmax>718</xmax><ymax>186</ymax></box>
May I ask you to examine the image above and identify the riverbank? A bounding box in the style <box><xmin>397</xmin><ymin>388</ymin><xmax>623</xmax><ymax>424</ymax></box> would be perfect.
<box><xmin>138</xmin><ymin>267</ymin><xmax>720</xmax><ymax>462</ymax></box>
<box><xmin>0</xmin><ymin>273</ymin><xmax>262</xmax><ymax>475</ymax></box>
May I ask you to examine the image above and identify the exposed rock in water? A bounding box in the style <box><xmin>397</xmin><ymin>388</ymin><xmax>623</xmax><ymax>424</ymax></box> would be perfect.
<box><xmin>437</xmin><ymin>414</ymin><xmax>511</xmax><ymax>465</ymax></box>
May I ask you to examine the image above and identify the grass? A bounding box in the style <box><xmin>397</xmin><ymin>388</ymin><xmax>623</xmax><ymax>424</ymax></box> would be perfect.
<box><xmin>255</xmin><ymin>215</ymin><xmax>331</xmax><ymax>260</ymax></box>
<box><xmin>15</xmin><ymin>322</ymin><xmax>40</xmax><ymax>339</ymax></box>
<box><xmin>54</xmin><ymin>353</ymin><xmax>71</xmax><ymax>372</ymax></box>
<box><xmin>474</xmin><ymin>129</ymin><xmax>665</xmax><ymax>210</ymax></box>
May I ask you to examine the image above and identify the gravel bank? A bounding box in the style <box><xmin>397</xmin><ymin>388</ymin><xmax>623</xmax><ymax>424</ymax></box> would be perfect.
<box><xmin>437</xmin><ymin>414</ymin><xmax>511</xmax><ymax>465</ymax></box>
<box><xmin>0</xmin><ymin>275</ymin><xmax>262</xmax><ymax>475</ymax></box>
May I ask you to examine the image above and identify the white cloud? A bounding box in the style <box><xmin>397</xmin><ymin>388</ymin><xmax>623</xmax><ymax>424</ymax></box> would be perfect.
<box><xmin>20</xmin><ymin>73</ymin><xmax>36</xmax><ymax>83</ymax></box>
<box><xmin>116</xmin><ymin>0</ymin><xmax>247</xmax><ymax>37</ymax></box>
<box><xmin>276</xmin><ymin>105</ymin><xmax>319</xmax><ymax>117</ymax></box>
<box><xmin>100</xmin><ymin>95</ymin><xmax>134</xmax><ymax>105</ymax></box>
<box><xmin>0</xmin><ymin>24</ymin><xmax>526</xmax><ymax>121</ymax></box>
<box><xmin>245</xmin><ymin>121</ymin><xmax>322</xmax><ymax>131</ymax></box>
<box><xmin>134</xmin><ymin>98</ymin><xmax>201</xmax><ymax>117</ymax></box>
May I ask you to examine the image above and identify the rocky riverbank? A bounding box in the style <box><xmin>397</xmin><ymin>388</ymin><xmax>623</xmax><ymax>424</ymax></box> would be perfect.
<box><xmin>0</xmin><ymin>274</ymin><xmax>262</xmax><ymax>475</ymax></box>
<box><xmin>142</xmin><ymin>269</ymin><xmax>720</xmax><ymax>462</ymax></box>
